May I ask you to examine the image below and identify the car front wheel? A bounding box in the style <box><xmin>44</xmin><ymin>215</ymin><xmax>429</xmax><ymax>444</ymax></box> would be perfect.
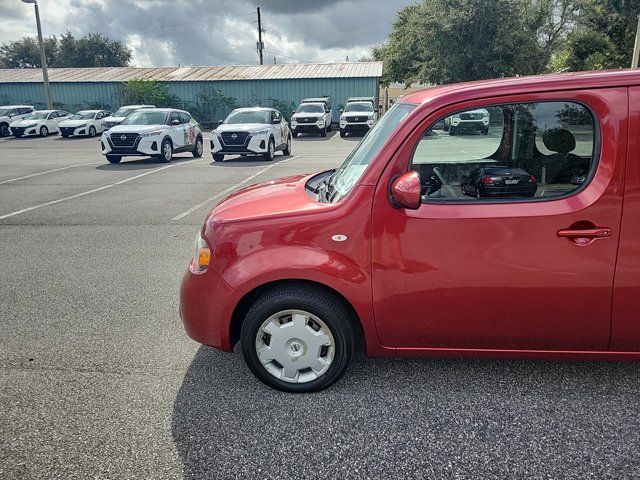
<box><xmin>263</xmin><ymin>138</ymin><xmax>275</xmax><ymax>161</ymax></box>
<box><xmin>158</xmin><ymin>139</ymin><xmax>172</xmax><ymax>162</ymax></box>
<box><xmin>88</xmin><ymin>126</ymin><xmax>97</xmax><ymax>137</ymax></box>
<box><xmin>0</xmin><ymin>123</ymin><xmax>9</xmax><ymax>137</ymax></box>
<box><xmin>106</xmin><ymin>155</ymin><xmax>122</xmax><ymax>164</ymax></box>
<box><xmin>212</xmin><ymin>154</ymin><xmax>224</xmax><ymax>162</ymax></box>
<box><xmin>241</xmin><ymin>284</ymin><xmax>354</xmax><ymax>392</ymax></box>
<box><xmin>192</xmin><ymin>136</ymin><xmax>203</xmax><ymax>157</ymax></box>
<box><xmin>283</xmin><ymin>136</ymin><xmax>291</xmax><ymax>156</ymax></box>
<box><xmin>40</xmin><ymin>125</ymin><xmax>48</xmax><ymax>137</ymax></box>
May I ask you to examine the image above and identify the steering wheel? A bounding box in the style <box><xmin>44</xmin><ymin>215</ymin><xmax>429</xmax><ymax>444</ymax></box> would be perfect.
<box><xmin>432</xmin><ymin>166</ymin><xmax>446</xmax><ymax>185</ymax></box>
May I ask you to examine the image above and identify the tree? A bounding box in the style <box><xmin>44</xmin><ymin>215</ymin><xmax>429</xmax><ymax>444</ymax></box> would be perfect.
<box><xmin>374</xmin><ymin>0</ymin><xmax>581</xmax><ymax>85</ymax></box>
<box><xmin>0</xmin><ymin>32</ymin><xmax>131</xmax><ymax>68</ymax></box>
<box><xmin>115</xmin><ymin>80</ymin><xmax>178</xmax><ymax>107</ymax></box>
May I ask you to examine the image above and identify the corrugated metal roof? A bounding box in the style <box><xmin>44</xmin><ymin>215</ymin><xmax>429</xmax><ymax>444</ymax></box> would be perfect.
<box><xmin>0</xmin><ymin>62</ymin><xmax>383</xmax><ymax>83</ymax></box>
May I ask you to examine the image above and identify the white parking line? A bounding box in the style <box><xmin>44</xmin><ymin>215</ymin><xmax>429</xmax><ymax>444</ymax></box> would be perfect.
<box><xmin>0</xmin><ymin>162</ymin><xmax>101</xmax><ymax>185</ymax></box>
<box><xmin>171</xmin><ymin>153</ymin><xmax>306</xmax><ymax>221</ymax></box>
<box><xmin>0</xmin><ymin>160</ymin><xmax>198</xmax><ymax>220</ymax></box>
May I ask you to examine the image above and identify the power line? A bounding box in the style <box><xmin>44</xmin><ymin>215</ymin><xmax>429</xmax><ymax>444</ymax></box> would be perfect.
<box><xmin>264</xmin><ymin>49</ymin><xmax>313</xmax><ymax>64</ymax></box>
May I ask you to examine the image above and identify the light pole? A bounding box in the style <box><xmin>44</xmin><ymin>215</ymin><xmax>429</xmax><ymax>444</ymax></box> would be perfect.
<box><xmin>21</xmin><ymin>0</ymin><xmax>52</xmax><ymax>109</ymax></box>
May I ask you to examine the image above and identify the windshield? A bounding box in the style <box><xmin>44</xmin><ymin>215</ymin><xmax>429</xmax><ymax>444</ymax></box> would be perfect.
<box><xmin>113</xmin><ymin>107</ymin><xmax>137</xmax><ymax>117</ymax></box>
<box><xmin>121</xmin><ymin>110</ymin><xmax>168</xmax><ymax>125</ymax></box>
<box><xmin>296</xmin><ymin>104</ymin><xmax>325</xmax><ymax>113</ymax></box>
<box><xmin>328</xmin><ymin>102</ymin><xmax>416</xmax><ymax>202</ymax></box>
<box><xmin>225</xmin><ymin>110</ymin><xmax>270</xmax><ymax>124</ymax></box>
<box><xmin>24</xmin><ymin>112</ymin><xmax>49</xmax><ymax>120</ymax></box>
<box><xmin>345</xmin><ymin>102</ymin><xmax>374</xmax><ymax>112</ymax></box>
<box><xmin>0</xmin><ymin>109</ymin><xmax>12</xmax><ymax>116</ymax></box>
<box><xmin>70</xmin><ymin>111</ymin><xmax>96</xmax><ymax>120</ymax></box>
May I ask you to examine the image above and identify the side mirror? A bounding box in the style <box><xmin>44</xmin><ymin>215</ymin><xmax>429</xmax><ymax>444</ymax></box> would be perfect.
<box><xmin>171</xmin><ymin>119</ymin><xmax>180</xmax><ymax>125</ymax></box>
<box><xmin>292</xmin><ymin>110</ymin><xmax>296</xmax><ymax>115</ymax></box>
<box><xmin>272</xmin><ymin>117</ymin><xmax>280</xmax><ymax>124</ymax></box>
<box><xmin>390</xmin><ymin>171</ymin><xmax>421</xmax><ymax>210</ymax></box>
<box><xmin>339</xmin><ymin>109</ymin><xmax>344</xmax><ymax>113</ymax></box>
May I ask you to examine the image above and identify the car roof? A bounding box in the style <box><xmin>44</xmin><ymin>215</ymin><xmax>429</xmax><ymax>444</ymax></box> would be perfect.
<box><xmin>76</xmin><ymin>109</ymin><xmax>101</xmax><ymax>113</ymax></box>
<box><xmin>399</xmin><ymin>69</ymin><xmax>640</xmax><ymax>106</ymax></box>
<box><xmin>232</xmin><ymin>107</ymin><xmax>274</xmax><ymax>112</ymax></box>
<box><xmin>137</xmin><ymin>108</ymin><xmax>188</xmax><ymax>114</ymax></box>
<box><xmin>32</xmin><ymin>109</ymin><xmax>58</xmax><ymax>113</ymax></box>
<box><xmin>0</xmin><ymin>105</ymin><xmax>34</xmax><ymax>108</ymax></box>
<box><xmin>122</xmin><ymin>104</ymin><xmax>155</xmax><ymax>108</ymax></box>
<box><xmin>347</xmin><ymin>97</ymin><xmax>374</xmax><ymax>102</ymax></box>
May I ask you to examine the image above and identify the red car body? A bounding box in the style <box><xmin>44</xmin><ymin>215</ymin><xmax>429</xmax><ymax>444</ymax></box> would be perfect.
<box><xmin>181</xmin><ymin>69</ymin><xmax>640</xmax><ymax>361</ymax></box>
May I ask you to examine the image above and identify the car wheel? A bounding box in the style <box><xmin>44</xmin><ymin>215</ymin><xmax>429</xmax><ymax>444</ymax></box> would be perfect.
<box><xmin>192</xmin><ymin>136</ymin><xmax>203</xmax><ymax>158</ymax></box>
<box><xmin>443</xmin><ymin>123</ymin><xmax>450</xmax><ymax>132</ymax></box>
<box><xmin>240</xmin><ymin>284</ymin><xmax>354</xmax><ymax>393</ymax></box>
<box><xmin>40</xmin><ymin>125</ymin><xmax>48</xmax><ymax>137</ymax></box>
<box><xmin>449</xmin><ymin>126</ymin><xmax>456</xmax><ymax>136</ymax></box>
<box><xmin>283</xmin><ymin>136</ymin><xmax>292</xmax><ymax>156</ymax></box>
<box><xmin>292</xmin><ymin>129</ymin><xmax>298</xmax><ymax>139</ymax></box>
<box><xmin>461</xmin><ymin>186</ymin><xmax>467</xmax><ymax>195</ymax></box>
<box><xmin>88</xmin><ymin>126</ymin><xmax>97</xmax><ymax>137</ymax></box>
<box><xmin>158</xmin><ymin>138</ymin><xmax>173</xmax><ymax>163</ymax></box>
<box><xmin>0</xmin><ymin>123</ymin><xmax>9</xmax><ymax>137</ymax></box>
<box><xmin>212</xmin><ymin>154</ymin><xmax>224</xmax><ymax>162</ymax></box>
<box><xmin>339</xmin><ymin>129</ymin><xmax>346</xmax><ymax>138</ymax></box>
<box><xmin>61</xmin><ymin>133</ymin><xmax>70</xmax><ymax>138</ymax></box>
<box><xmin>106</xmin><ymin>155</ymin><xmax>122</xmax><ymax>164</ymax></box>
<box><xmin>320</xmin><ymin>126</ymin><xmax>327</xmax><ymax>137</ymax></box>
<box><xmin>327</xmin><ymin>122</ymin><xmax>333</xmax><ymax>132</ymax></box>
<box><xmin>263</xmin><ymin>138</ymin><xmax>275</xmax><ymax>161</ymax></box>
<box><xmin>475</xmin><ymin>188</ymin><xmax>482</xmax><ymax>199</ymax></box>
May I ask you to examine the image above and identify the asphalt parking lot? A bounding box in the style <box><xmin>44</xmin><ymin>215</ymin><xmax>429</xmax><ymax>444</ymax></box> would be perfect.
<box><xmin>2</xmin><ymin>131</ymin><xmax>640</xmax><ymax>479</ymax></box>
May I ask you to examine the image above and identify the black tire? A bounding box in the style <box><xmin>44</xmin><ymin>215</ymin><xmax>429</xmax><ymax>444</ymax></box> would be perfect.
<box><xmin>40</xmin><ymin>125</ymin><xmax>48</xmax><ymax>137</ymax></box>
<box><xmin>327</xmin><ymin>122</ymin><xmax>333</xmax><ymax>132</ymax></box>
<box><xmin>263</xmin><ymin>138</ymin><xmax>275</xmax><ymax>161</ymax></box>
<box><xmin>192</xmin><ymin>136</ymin><xmax>203</xmax><ymax>158</ymax></box>
<box><xmin>283</xmin><ymin>135</ymin><xmax>292</xmax><ymax>156</ymax></box>
<box><xmin>13</xmin><ymin>133</ymin><xmax>22</xmax><ymax>138</ymax></box>
<box><xmin>320</xmin><ymin>126</ymin><xmax>327</xmax><ymax>138</ymax></box>
<box><xmin>481</xmin><ymin>126</ymin><xmax>489</xmax><ymax>135</ymax></box>
<box><xmin>292</xmin><ymin>129</ymin><xmax>298</xmax><ymax>139</ymax></box>
<box><xmin>0</xmin><ymin>123</ymin><xmax>9</xmax><ymax>137</ymax></box>
<box><xmin>88</xmin><ymin>126</ymin><xmax>97</xmax><ymax>137</ymax></box>
<box><xmin>157</xmin><ymin>138</ymin><xmax>172</xmax><ymax>163</ymax></box>
<box><xmin>212</xmin><ymin>154</ymin><xmax>224</xmax><ymax>162</ymax></box>
<box><xmin>61</xmin><ymin>133</ymin><xmax>70</xmax><ymax>138</ymax></box>
<box><xmin>339</xmin><ymin>129</ymin><xmax>346</xmax><ymax>138</ymax></box>
<box><xmin>449</xmin><ymin>126</ymin><xmax>456</xmax><ymax>136</ymax></box>
<box><xmin>106</xmin><ymin>155</ymin><xmax>122</xmax><ymax>164</ymax></box>
<box><xmin>240</xmin><ymin>284</ymin><xmax>355</xmax><ymax>393</ymax></box>
<box><xmin>443</xmin><ymin>123</ymin><xmax>450</xmax><ymax>132</ymax></box>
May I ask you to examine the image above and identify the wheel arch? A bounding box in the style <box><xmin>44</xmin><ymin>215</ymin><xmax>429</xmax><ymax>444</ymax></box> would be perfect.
<box><xmin>229</xmin><ymin>278</ymin><xmax>365</xmax><ymax>351</ymax></box>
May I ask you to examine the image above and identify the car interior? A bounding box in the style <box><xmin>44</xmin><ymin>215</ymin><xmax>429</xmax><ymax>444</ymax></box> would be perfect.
<box><xmin>411</xmin><ymin>102</ymin><xmax>596</xmax><ymax>202</ymax></box>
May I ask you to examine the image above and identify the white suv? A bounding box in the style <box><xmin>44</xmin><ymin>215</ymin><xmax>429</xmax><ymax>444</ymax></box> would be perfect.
<box><xmin>291</xmin><ymin>97</ymin><xmax>332</xmax><ymax>137</ymax></box>
<box><xmin>210</xmin><ymin>107</ymin><xmax>291</xmax><ymax>162</ymax></box>
<box><xmin>100</xmin><ymin>108</ymin><xmax>203</xmax><ymax>164</ymax></box>
<box><xmin>443</xmin><ymin>108</ymin><xmax>490</xmax><ymax>135</ymax></box>
<box><xmin>339</xmin><ymin>98</ymin><xmax>378</xmax><ymax>137</ymax></box>
<box><xmin>0</xmin><ymin>105</ymin><xmax>34</xmax><ymax>137</ymax></box>
<box><xmin>102</xmin><ymin>105</ymin><xmax>155</xmax><ymax>130</ymax></box>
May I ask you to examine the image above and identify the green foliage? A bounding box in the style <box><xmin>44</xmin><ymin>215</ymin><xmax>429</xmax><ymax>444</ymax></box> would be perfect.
<box><xmin>0</xmin><ymin>32</ymin><xmax>131</xmax><ymax>68</ymax></box>
<box><xmin>374</xmin><ymin>0</ymin><xmax>583</xmax><ymax>85</ymax></box>
<box><xmin>115</xmin><ymin>80</ymin><xmax>179</xmax><ymax>107</ymax></box>
<box><xmin>267</xmin><ymin>98</ymin><xmax>296</xmax><ymax>121</ymax></box>
<box><xmin>191</xmin><ymin>88</ymin><xmax>237</xmax><ymax>123</ymax></box>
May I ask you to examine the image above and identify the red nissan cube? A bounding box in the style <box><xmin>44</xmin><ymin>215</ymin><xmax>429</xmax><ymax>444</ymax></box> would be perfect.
<box><xmin>180</xmin><ymin>70</ymin><xmax>640</xmax><ymax>392</ymax></box>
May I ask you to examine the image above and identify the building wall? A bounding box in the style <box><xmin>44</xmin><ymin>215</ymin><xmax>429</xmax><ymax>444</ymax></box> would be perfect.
<box><xmin>0</xmin><ymin>77</ymin><xmax>379</xmax><ymax>122</ymax></box>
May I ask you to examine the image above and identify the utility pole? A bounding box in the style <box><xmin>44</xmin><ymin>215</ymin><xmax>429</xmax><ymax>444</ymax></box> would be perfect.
<box><xmin>632</xmin><ymin>14</ymin><xmax>640</xmax><ymax>68</ymax></box>
<box><xmin>257</xmin><ymin>7</ymin><xmax>264</xmax><ymax>65</ymax></box>
<box><xmin>22</xmin><ymin>0</ymin><xmax>52</xmax><ymax>109</ymax></box>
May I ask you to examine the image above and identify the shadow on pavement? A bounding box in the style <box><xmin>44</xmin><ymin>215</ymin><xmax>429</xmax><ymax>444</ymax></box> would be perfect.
<box><xmin>171</xmin><ymin>344</ymin><xmax>640</xmax><ymax>478</ymax></box>
<box><xmin>95</xmin><ymin>155</ymin><xmax>199</xmax><ymax>171</ymax></box>
<box><xmin>208</xmin><ymin>154</ymin><xmax>293</xmax><ymax>167</ymax></box>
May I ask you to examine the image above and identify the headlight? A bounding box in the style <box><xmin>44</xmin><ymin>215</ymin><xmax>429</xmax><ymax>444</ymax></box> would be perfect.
<box><xmin>75</xmin><ymin>124</ymin><xmax>87</xmax><ymax>129</ymax></box>
<box><xmin>141</xmin><ymin>130</ymin><xmax>163</xmax><ymax>138</ymax></box>
<box><xmin>24</xmin><ymin>124</ymin><xmax>38</xmax><ymax>129</ymax></box>
<box><xmin>253</xmin><ymin>129</ymin><xmax>269</xmax><ymax>135</ymax></box>
<box><xmin>192</xmin><ymin>232</ymin><xmax>211</xmax><ymax>272</ymax></box>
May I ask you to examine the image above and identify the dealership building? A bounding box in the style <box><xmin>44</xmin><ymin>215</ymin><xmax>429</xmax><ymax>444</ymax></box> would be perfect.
<box><xmin>0</xmin><ymin>62</ymin><xmax>382</xmax><ymax>122</ymax></box>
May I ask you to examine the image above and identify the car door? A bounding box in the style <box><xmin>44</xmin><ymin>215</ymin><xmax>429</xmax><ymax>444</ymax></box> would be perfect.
<box><xmin>168</xmin><ymin>111</ymin><xmax>184</xmax><ymax>149</ymax></box>
<box><xmin>45</xmin><ymin>112</ymin><xmax>57</xmax><ymax>131</ymax></box>
<box><xmin>371</xmin><ymin>88</ymin><xmax>627</xmax><ymax>351</ymax></box>
<box><xmin>94</xmin><ymin>111</ymin><xmax>104</xmax><ymax>132</ymax></box>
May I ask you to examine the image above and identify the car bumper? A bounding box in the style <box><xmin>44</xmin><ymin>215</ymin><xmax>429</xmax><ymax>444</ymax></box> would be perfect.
<box><xmin>210</xmin><ymin>134</ymin><xmax>270</xmax><ymax>155</ymax></box>
<box><xmin>480</xmin><ymin>185</ymin><xmax>537</xmax><ymax>197</ymax></box>
<box><xmin>60</xmin><ymin>126</ymin><xmax>89</xmax><ymax>137</ymax></box>
<box><xmin>10</xmin><ymin>126</ymin><xmax>38</xmax><ymax>136</ymax></box>
<box><xmin>101</xmin><ymin>135</ymin><xmax>162</xmax><ymax>156</ymax></box>
<box><xmin>291</xmin><ymin>121</ymin><xmax>325</xmax><ymax>132</ymax></box>
<box><xmin>179</xmin><ymin>264</ymin><xmax>240</xmax><ymax>351</ymax></box>
<box><xmin>450</xmin><ymin>120</ymin><xmax>490</xmax><ymax>128</ymax></box>
<box><xmin>340</xmin><ymin>121</ymin><xmax>373</xmax><ymax>131</ymax></box>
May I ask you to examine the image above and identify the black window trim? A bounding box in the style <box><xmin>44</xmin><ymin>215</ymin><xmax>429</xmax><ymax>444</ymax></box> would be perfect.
<box><xmin>410</xmin><ymin>99</ymin><xmax>602</xmax><ymax>206</ymax></box>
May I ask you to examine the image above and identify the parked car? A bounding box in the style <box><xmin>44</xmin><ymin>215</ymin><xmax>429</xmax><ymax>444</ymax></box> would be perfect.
<box><xmin>210</xmin><ymin>107</ymin><xmax>291</xmax><ymax>162</ymax></box>
<box><xmin>0</xmin><ymin>105</ymin><xmax>34</xmax><ymax>137</ymax></box>
<box><xmin>101</xmin><ymin>105</ymin><xmax>155</xmax><ymax>130</ymax></box>
<box><xmin>58</xmin><ymin>110</ymin><xmax>112</xmax><ymax>138</ymax></box>
<box><xmin>461</xmin><ymin>166</ymin><xmax>537</xmax><ymax>198</ymax></box>
<box><xmin>339</xmin><ymin>97</ymin><xmax>378</xmax><ymax>137</ymax></box>
<box><xmin>180</xmin><ymin>69</ymin><xmax>637</xmax><ymax>393</ymax></box>
<box><xmin>9</xmin><ymin>110</ymin><xmax>70</xmax><ymax>137</ymax></box>
<box><xmin>443</xmin><ymin>108</ymin><xmax>490</xmax><ymax>135</ymax></box>
<box><xmin>291</xmin><ymin>98</ymin><xmax>332</xmax><ymax>137</ymax></box>
<box><xmin>100</xmin><ymin>108</ymin><xmax>203</xmax><ymax>164</ymax></box>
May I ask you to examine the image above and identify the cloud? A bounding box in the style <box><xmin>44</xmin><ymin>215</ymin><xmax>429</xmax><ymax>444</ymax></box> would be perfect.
<box><xmin>0</xmin><ymin>0</ymin><xmax>414</xmax><ymax>67</ymax></box>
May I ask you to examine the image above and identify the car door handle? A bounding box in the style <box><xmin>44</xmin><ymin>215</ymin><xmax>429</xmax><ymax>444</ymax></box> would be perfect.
<box><xmin>557</xmin><ymin>226</ymin><xmax>612</xmax><ymax>246</ymax></box>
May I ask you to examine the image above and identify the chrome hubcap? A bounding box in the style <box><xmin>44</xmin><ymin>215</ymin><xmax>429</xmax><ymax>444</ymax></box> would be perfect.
<box><xmin>164</xmin><ymin>143</ymin><xmax>171</xmax><ymax>159</ymax></box>
<box><xmin>269</xmin><ymin>142</ymin><xmax>274</xmax><ymax>157</ymax></box>
<box><xmin>197</xmin><ymin>140</ymin><xmax>202</xmax><ymax>154</ymax></box>
<box><xmin>255</xmin><ymin>309</ymin><xmax>335</xmax><ymax>384</ymax></box>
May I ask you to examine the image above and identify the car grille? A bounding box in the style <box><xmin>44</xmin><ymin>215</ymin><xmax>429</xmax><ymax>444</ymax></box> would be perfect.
<box><xmin>298</xmin><ymin>117</ymin><xmax>317</xmax><ymax>123</ymax></box>
<box><xmin>60</xmin><ymin>127</ymin><xmax>76</xmax><ymax>135</ymax></box>
<box><xmin>460</xmin><ymin>113</ymin><xmax>483</xmax><ymax>120</ymax></box>
<box><xmin>221</xmin><ymin>131</ymin><xmax>250</xmax><ymax>146</ymax></box>
<box><xmin>110</xmin><ymin>133</ymin><xmax>139</xmax><ymax>147</ymax></box>
<box><xmin>345</xmin><ymin>116</ymin><xmax>366</xmax><ymax>123</ymax></box>
<box><xmin>11</xmin><ymin>127</ymin><xmax>26</xmax><ymax>136</ymax></box>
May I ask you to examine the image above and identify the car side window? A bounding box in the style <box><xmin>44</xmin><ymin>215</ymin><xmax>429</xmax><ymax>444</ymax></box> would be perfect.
<box><xmin>170</xmin><ymin>112</ymin><xmax>180</xmax><ymax>125</ymax></box>
<box><xmin>9</xmin><ymin>109</ymin><xmax>18</xmax><ymax>117</ymax></box>
<box><xmin>20</xmin><ymin>108</ymin><xmax>32</xmax><ymax>115</ymax></box>
<box><xmin>178</xmin><ymin>112</ymin><xmax>190</xmax><ymax>124</ymax></box>
<box><xmin>271</xmin><ymin>111</ymin><xmax>280</xmax><ymax>123</ymax></box>
<box><xmin>95</xmin><ymin>112</ymin><xmax>103</xmax><ymax>120</ymax></box>
<box><xmin>410</xmin><ymin>101</ymin><xmax>597</xmax><ymax>202</ymax></box>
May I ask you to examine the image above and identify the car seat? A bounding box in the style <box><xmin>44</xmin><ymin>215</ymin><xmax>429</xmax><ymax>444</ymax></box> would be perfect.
<box><xmin>539</xmin><ymin>128</ymin><xmax>582</xmax><ymax>184</ymax></box>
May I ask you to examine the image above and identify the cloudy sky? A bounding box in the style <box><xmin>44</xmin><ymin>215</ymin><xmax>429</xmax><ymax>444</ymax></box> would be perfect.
<box><xmin>2</xmin><ymin>0</ymin><xmax>415</xmax><ymax>67</ymax></box>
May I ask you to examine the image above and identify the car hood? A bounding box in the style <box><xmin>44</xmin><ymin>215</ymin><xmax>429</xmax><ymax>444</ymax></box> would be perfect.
<box><xmin>341</xmin><ymin>110</ymin><xmax>373</xmax><ymax>117</ymax></box>
<box><xmin>205</xmin><ymin>173</ymin><xmax>332</xmax><ymax>225</ymax></box>
<box><xmin>292</xmin><ymin>113</ymin><xmax>322</xmax><ymax>120</ymax></box>
<box><xmin>215</xmin><ymin>123</ymin><xmax>270</xmax><ymax>133</ymax></box>
<box><xmin>9</xmin><ymin>119</ymin><xmax>41</xmax><ymax>126</ymax></box>
<box><xmin>103</xmin><ymin>116</ymin><xmax>126</xmax><ymax>123</ymax></box>
<box><xmin>107</xmin><ymin>124</ymin><xmax>164</xmax><ymax>134</ymax></box>
<box><xmin>59</xmin><ymin>119</ymin><xmax>92</xmax><ymax>127</ymax></box>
